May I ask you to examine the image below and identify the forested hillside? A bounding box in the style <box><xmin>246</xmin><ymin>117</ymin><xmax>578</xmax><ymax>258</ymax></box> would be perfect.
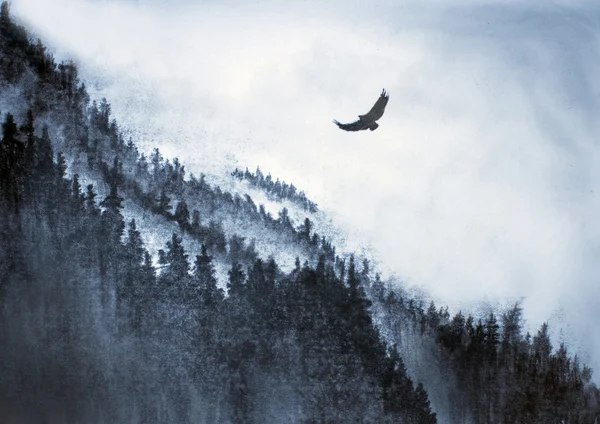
<box><xmin>0</xmin><ymin>3</ymin><xmax>598</xmax><ymax>423</ymax></box>
<box><xmin>231</xmin><ymin>166</ymin><xmax>319</xmax><ymax>213</ymax></box>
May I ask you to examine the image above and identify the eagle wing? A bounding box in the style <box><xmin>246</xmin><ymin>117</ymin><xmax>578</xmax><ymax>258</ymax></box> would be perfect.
<box><xmin>332</xmin><ymin>119</ymin><xmax>369</xmax><ymax>132</ymax></box>
<box><xmin>359</xmin><ymin>88</ymin><xmax>389</xmax><ymax>122</ymax></box>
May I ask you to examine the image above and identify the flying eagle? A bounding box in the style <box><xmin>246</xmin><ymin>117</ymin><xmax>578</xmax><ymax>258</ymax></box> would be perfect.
<box><xmin>333</xmin><ymin>88</ymin><xmax>389</xmax><ymax>132</ymax></box>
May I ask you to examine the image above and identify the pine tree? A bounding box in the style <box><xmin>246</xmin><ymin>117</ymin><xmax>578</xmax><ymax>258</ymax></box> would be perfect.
<box><xmin>85</xmin><ymin>184</ymin><xmax>98</xmax><ymax>214</ymax></box>
<box><xmin>500</xmin><ymin>302</ymin><xmax>523</xmax><ymax>369</ymax></box>
<box><xmin>36</xmin><ymin>126</ymin><xmax>54</xmax><ymax>183</ymax></box>
<box><xmin>533</xmin><ymin>322</ymin><xmax>552</xmax><ymax>371</ymax></box>
<box><xmin>21</xmin><ymin>109</ymin><xmax>35</xmax><ymax>202</ymax></box>
<box><xmin>278</xmin><ymin>207</ymin><xmax>292</xmax><ymax>230</ymax></box>
<box><xmin>247</xmin><ymin>258</ymin><xmax>267</xmax><ymax>298</ymax></box>
<box><xmin>155</xmin><ymin>190</ymin><xmax>172</xmax><ymax>216</ymax></box>
<box><xmin>158</xmin><ymin>233</ymin><xmax>190</xmax><ymax>301</ymax></box>
<box><xmin>227</xmin><ymin>263</ymin><xmax>245</xmax><ymax>298</ymax></box>
<box><xmin>99</xmin><ymin>181</ymin><xmax>125</xmax><ymax>246</ymax></box>
<box><xmin>484</xmin><ymin>312</ymin><xmax>500</xmax><ymax>362</ymax></box>
<box><xmin>151</xmin><ymin>147</ymin><xmax>162</xmax><ymax>181</ymax></box>
<box><xmin>173</xmin><ymin>200</ymin><xmax>190</xmax><ymax>229</ymax></box>
<box><xmin>0</xmin><ymin>112</ymin><xmax>25</xmax><ymax>213</ymax></box>
<box><xmin>299</xmin><ymin>217</ymin><xmax>311</xmax><ymax>241</ymax></box>
<box><xmin>228</xmin><ymin>235</ymin><xmax>247</xmax><ymax>265</ymax></box>
<box><xmin>71</xmin><ymin>174</ymin><xmax>84</xmax><ymax>212</ymax></box>
<box><xmin>193</xmin><ymin>244</ymin><xmax>223</xmax><ymax>308</ymax></box>
<box><xmin>124</xmin><ymin>219</ymin><xmax>145</xmax><ymax>266</ymax></box>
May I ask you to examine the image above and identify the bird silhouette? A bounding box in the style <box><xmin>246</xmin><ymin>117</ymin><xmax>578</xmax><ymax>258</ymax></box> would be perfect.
<box><xmin>333</xmin><ymin>88</ymin><xmax>389</xmax><ymax>132</ymax></box>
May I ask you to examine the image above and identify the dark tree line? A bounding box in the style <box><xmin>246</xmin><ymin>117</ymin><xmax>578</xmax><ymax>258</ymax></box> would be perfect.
<box><xmin>232</xmin><ymin>166</ymin><xmax>318</xmax><ymax>213</ymax></box>
<box><xmin>0</xmin><ymin>108</ymin><xmax>436</xmax><ymax>423</ymax></box>
<box><xmin>368</xmin><ymin>282</ymin><xmax>600</xmax><ymax>423</ymax></box>
<box><xmin>99</xmin><ymin>148</ymin><xmax>333</xmax><ymax>267</ymax></box>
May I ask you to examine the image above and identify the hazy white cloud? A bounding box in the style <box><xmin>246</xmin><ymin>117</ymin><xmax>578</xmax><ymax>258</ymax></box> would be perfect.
<box><xmin>10</xmin><ymin>0</ymin><xmax>600</xmax><ymax>374</ymax></box>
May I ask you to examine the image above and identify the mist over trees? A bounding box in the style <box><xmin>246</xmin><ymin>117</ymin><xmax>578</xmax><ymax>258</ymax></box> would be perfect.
<box><xmin>0</xmin><ymin>2</ymin><xmax>598</xmax><ymax>423</ymax></box>
<box><xmin>231</xmin><ymin>167</ymin><xmax>319</xmax><ymax>213</ymax></box>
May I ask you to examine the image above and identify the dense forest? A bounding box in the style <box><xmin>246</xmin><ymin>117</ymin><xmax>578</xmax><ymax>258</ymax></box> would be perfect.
<box><xmin>0</xmin><ymin>3</ymin><xmax>598</xmax><ymax>423</ymax></box>
<box><xmin>231</xmin><ymin>166</ymin><xmax>319</xmax><ymax>213</ymax></box>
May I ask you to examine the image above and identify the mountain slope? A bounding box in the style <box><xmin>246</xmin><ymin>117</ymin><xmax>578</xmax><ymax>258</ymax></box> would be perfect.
<box><xmin>0</xmin><ymin>4</ymin><xmax>436</xmax><ymax>423</ymax></box>
<box><xmin>0</xmin><ymin>3</ymin><xmax>598</xmax><ymax>423</ymax></box>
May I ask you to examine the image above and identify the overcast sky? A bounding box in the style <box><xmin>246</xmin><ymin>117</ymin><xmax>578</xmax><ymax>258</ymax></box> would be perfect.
<box><xmin>10</xmin><ymin>0</ymin><xmax>600</xmax><ymax>376</ymax></box>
